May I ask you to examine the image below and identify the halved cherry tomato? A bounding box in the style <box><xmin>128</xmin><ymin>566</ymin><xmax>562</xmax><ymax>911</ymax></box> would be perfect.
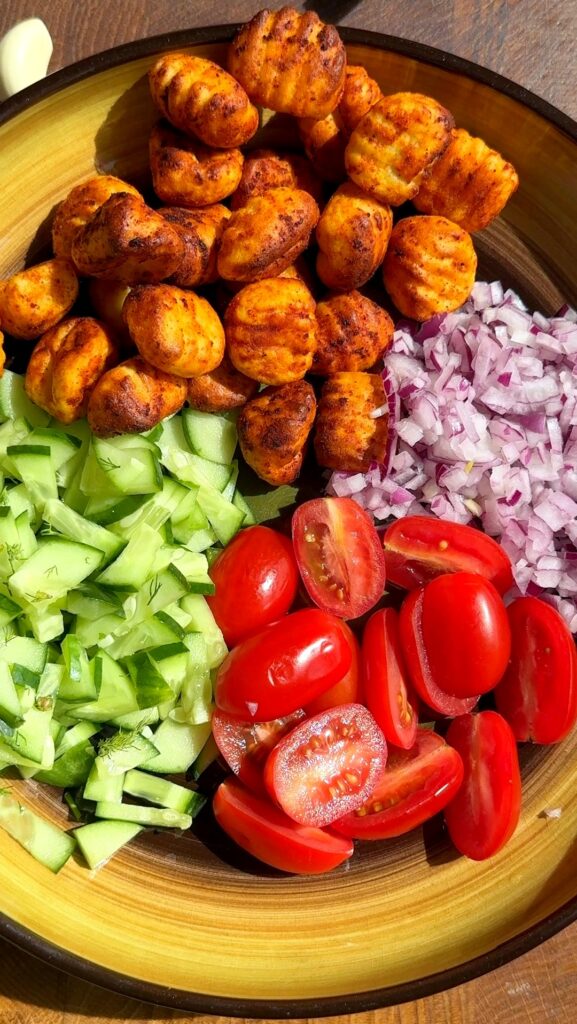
<box><xmin>332</xmin><ymin>728</ymin><xmax>463</xmax><ymax>839</ymax></box>
<box><xmin>214</xmin><ymin>608</ymin><xmax>352</xmax><ymax>721</ymax></box>
<box><xmin>264</xmin><ymin>703</ymin><xmax>387</xmax><ymax>828</ymax></box>
<box><xmin>495</xmin><ymin>596</ymin><xmax>577</xmax><ymax>744</ymax></box>
<box><xmin>207</xmin><ymin>525</ymin><xmax>299</xmax><ymax>648</ymax></box>
<box><xmin>444</xmin><ymin>711</ymin><xmax>521</xmax><ymax>860</ymax></box>
<box><xmin>291</xmin><ymin>497</ymin><xmax>387</xmax><ymax>620</ymax></box>
<box><xmin>382</xmin><ymin>516</ymin><xmax>514</xmax><ymax>594</ymax></box>
<box><xmin>306</xmin><ymin>622</ymin><xmax>363</xmax><ymax>715</ymax></box>
<box><xmin>213</xmin><ymin>777</ymin><xmax>354</xmax><ymax>875</ymax></box>
<box><xmin>362</xmin><ymin>607</ymin><xmax>418</xmax><ymax>749</ymax></box>
<box><xmin>212</xmin><ymin>708</ymin><xmax>306</xmax><ymax>794</ymax></box>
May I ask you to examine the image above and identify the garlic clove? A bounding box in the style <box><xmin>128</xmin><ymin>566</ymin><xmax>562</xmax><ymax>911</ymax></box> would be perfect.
<box><xmin>0</xmin><ymin>18</ymin><xmax>53</xmax><ymax>102</ymax></box>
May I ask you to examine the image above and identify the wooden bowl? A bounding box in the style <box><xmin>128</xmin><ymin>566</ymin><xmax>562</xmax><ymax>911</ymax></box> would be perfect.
<box><xmin>0</xmin><ymin>27</ymin><xmax>576</xmax><ymax>1017</ymax></box>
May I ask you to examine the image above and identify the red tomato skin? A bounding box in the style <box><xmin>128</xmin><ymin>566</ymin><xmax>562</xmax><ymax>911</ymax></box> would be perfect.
<box><xmin>421</xmin><ymin>572</ymin><xmax>511</xmax><ymax>699</ymax></box>
<box><xmin>214</xmin><ymin>609</ymin><xmax>352</xmax><ymax>721</ymax></box>
<box><xmin>495</xmin><ymin>597</ymin><xmax>577</xmax><ymax>744</ymax></box>
<box><xmin>332</xmin><ymin>729</ymin><xmax>464</xmax><ymax>839</ymax></box>
<box><xmin>444</xmin><ymin>711</ymin><xmax>522</xmax><ymax>861</ymax></box>
<box><xmin>211</xmin><ymin>708</ymin><xmax>307</xmax><ymax>794</ymax></box>
<box><xmin>362</xmin><ymin>608</ymin><xmax>418</xmax><ymax>749</ymax></box>
<box><xmin>213</xmin><ymin>777</ymin><xmax>354</xmax><ymax>874</ymax></box>
<box><xmin>382</xmin><ymin>516</ymin><xmax>514</xmax><ymax>594</ymax></box>
<box><xmin>264</xmin><ymin>703</ymin><xmax>388</xmax><ymax>828</ymax></box>
<box><xmin>306</xmin><ymin>622</ymin><xmax>363</xmax><ymax>715</ymax></box>
<box><xmin>291</xmin><ymin>497</ymin><xmax>387</xmax><ymax>620</ymax></box>
<box><xmin>399</xmin><ymin>589</ymin><xmax>480</xmax><ymax>716</ymax></box>
<box><xmin>207</xmin><ymin>525</ymin><xmax>299</xmax><ymax>648</ymax></box>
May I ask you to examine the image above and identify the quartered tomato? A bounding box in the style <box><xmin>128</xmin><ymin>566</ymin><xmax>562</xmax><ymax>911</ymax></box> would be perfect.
<box><xmin>212</xmin><ymin>708</ymin><xmax>306</xmax><ymax>794</ymax></box>
<box><xmin>213</xmin><ymin>777</ymin><xmax>354</xmax><ymax>875</ymax></box>
<box><xmin>207</xmin><ymin>525</ymin><xmax>299</xmax><ymax>648</ymax></box>
<box><xmin>382</xmin><ymin>516</ymin><xmax>514</xmax><ymax>594</ymax></box>
<box><xmin>362</xmin><ymin>607</ymin><xmax>418</xmax><ymax>749</ymax></box>
<box><xmin>332</xmin><ymin>728</ymin><xmax>463</xmax><ymax>839</ymax></box>
<box><xmin>495</xmin><ymin>596</ymin><xmax>577</xmax><ymax>744</ymax></box>
<box><xmin>264</xmin><ymin>703</ymin><xmax>388</xmax><ymax>828</ymax></box>
<box><xmin>444</xmin><ymin>711</ymin><xmax>521</xmax><ymax>860</ymax></box>
<box><xmin>306</xmin><ymin>621</ymin><xmax>363</xmax><ymax>715</ymax></box>
<box><xmin>214</xmin><ymin>608</ymin><xmax>352</xmax><ymax>721</ymax></box>
<box><xmin>291</xmin><ymin>497</ymin><xmax>387</xmax><ymax>620</ymax></box>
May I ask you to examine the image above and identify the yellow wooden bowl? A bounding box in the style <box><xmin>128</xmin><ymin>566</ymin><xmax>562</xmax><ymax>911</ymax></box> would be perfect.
<box><xmin>0</xmin><ymin>27</ymin><xmax>576</xmax><ymax>1016</ymax></box>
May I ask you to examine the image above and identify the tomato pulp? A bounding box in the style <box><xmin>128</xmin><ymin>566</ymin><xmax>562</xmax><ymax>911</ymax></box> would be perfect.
<box><xmin>212</xmin><ymin>708</ymin><xmax>306</xmax><ymax>793</ymax></box>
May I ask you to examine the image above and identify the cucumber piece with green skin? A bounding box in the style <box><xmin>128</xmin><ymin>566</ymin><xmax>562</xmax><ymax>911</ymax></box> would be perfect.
<box><xmin>6</xmin><ymin>445</ymin><xmax>58</xmax><ymax>507</ymax></box>
<box><xmin>37</xmin><ymin>663</ymin><xmax>64</xmax><ymax>699</ymax></box>
<box><xmin>144</xmin><ymin>717</ymin><xmax>211</xmax><ymax>774</ymax></box>
<box><xmin>26</xmin><ymin>428</ymin><xmax>81</xmax><ymax>470</ymax></box>
<box><xmin>0</xmin><ymin>371</ymin><xmax>51</xmax><ymax>427</ymax></box>
<box><xmin>181</xmin><ymin>409</ymin><xmax>238</xmax><ymax>465</ymax></box>
<box><xmin>183</xmin><ymin>527</ymin><xmax>218</xmax><ymax>553</ymax></box>
<box><xmin>15</xmin><ymin>510</ymin><xmax>37</xmax><ymax>559</ymax></box>
<box><xmin>123</xmin><ymin>769</ymin><xmax>205</xmax><ymax>816</ymax></box>
<box><xmin>1</xmin><ymin>482</ymin><xmax>37</xmax><ymax>526</ymax></box>
<box><xmin>98</xmin><ymin>730</ymin><xmax>159</xmax><ymax>774</ymax></box>
<box><xmin>66</xmin><ymin>583</ymin><xmax>124</xmax><ymax>620</ymax></box>
<box><xmin>95</xmin><ymin>523</ymin><xmax>163</xmax><ymax>591</ymax></box>
<box><xmin>169</xmin><ymin>487</ymin><xmax>200</xmax><ymax>543</ymax></box>
<box><xmin>221</xmin><ymin>462</ymin><xmax>239</xmax><ymax>503</ymax></box>
<box><xmin>43</xmin><ymin>500</ymin><xmax>124</xmax><ymax>562</ymax></box>
<box><xmin>0</xmin><ymin>791</ymin><xmax>76</xmax><ymax>872</ymax></box>
<box><xmin>95</xmin><ymin>800</ymin><xmax>192</xmax><ymax>830</ymax></box>
<box><xmin>191</xmin><ymin>732</ymin><xmax>220</xmax><ymax>780</ymax></box>
<box><xmin>79</xmin><ymin>444</ymin><xmax>125</xmax><ymax>498</ymax></box>
<box><xmin>102</xmin><ymin>613</ymin><xmax>184</xmax><ymax>661</ymax></box>
<box><xmin>59</xmin><ymin>635</ymin><xmax>97</xmax><ymax>702</ymax></box>
<box><xmin>34</xmin><ymin>739</ymin><xmax>96</xmax><ymax>787</ymax></box>
<box><xmin>120</xmin><ymin>565</ymin><xmax>190</xmax><ymax>625</ymax></box>
<box><xmin>0</xmin><ymin>636</ymin><xmax>48</xmax><ymax>674</ymax></box>
<box><xmin>180</xmin><ymin>595</ymin><xmax>228</xmax><ymax>669</ymax></box>
<box><xmin>2</xmin><ymin>706</ymin><xmax>55</xmax><ymax>765</ymax></box>
<box><xmin>74</xmin><ymin>612</ymin><xmax>126</xmax><ymax>649</ymax></box>
<box><xmin>123</xmin><ymin>653</ymin><xmax>175</xmax><ymax>709</ymax></box>
<box><xmin>24</xmin><ymin>599</ymin><xmax>65</xmax><ymax>644</ymax></box>
<box><xmin>55</xmin><ymin>721</ymin><xmax>99</xmax><ymax>758</ymax></box>
<box><xmin>110</xmin><ymin>706</ymin><xmax>161</xmax><ymax>730</ymax></box>
<box><xmin>83</xmin><ymin>493</ymin><xmax>148</xmax><ymax>526</ymax></box>
<box><xmin>0</xmin><ymin>505</ymin><xmax>25</xmax><ymax>576</ymax></box>
<box><xmin>196</xmin><ymin>485</ymin><xmax>244</xmax><ymax>546</ymax></box>
<box><xmin>0</xmin><ymin>592</ymin><xmax>23</xmax><ymax>629</ymax></box>
<box><xmin>10</xmin><ymin>538</ymin><xmax>104</xmax><ymax>604</ymax></box>
<box><xmin>0</xmin><ymin>663</ymin><xmax>22</xmax><ymax>729</ymax></box>
<box><xmin>108</xmin><ymin>477</ymin><xmax>188</xmax><ymax>536</ymax></box>
<box><xmin>74</xmin><ymin>819</ymin><xmax>143</xmax><ymax>870</ymax></box>
<box><xmin>91</xmin><ymin>438</ymin><xmax>163</xmax><ymax>495</ymax></box>
<box><xmin>83</xmin><ymin>758</ymin><xmax>125</xmax><ymax>802</ymax></box>
<box><xmin>64</xmin><ymin>652</ymin><xmax>138</xmax><ymax>722</ymax></box>
<box><xmin>148</xmin><ymin>643</ymin><xmax>190</xmax><ymax>695</ymax></box>
<box><xmin>99</xmin><ymin>433</ymin><xmax>160</xmax><ymax>454</ymax></box>
<box><xmin>161</xmin><ymin>448</ymin><xmax>231</xmax><ymax>492</ymax></box>
<box><xmin>157</xmin><ymin>414</ymin><xmax>188</xmax><ymax>453</ymax></box>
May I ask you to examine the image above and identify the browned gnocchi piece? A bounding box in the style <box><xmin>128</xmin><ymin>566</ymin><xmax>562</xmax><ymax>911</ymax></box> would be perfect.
<box><xmin>238</xmin><ymin>380</ymin><xmax>317</xmax><ymax>485</ymax></box>
<box><xmin>186</xmin><ymin>352</ymin><xmax>258</xmax><ymax>413</ymax></box>
<box><xmin>72</xmin><ymin>193</ymin><xmax>185</xmax><ymax>285</ymax></box>
<box><xmin>149</xmin><ymin>122</ymin><xmax>244</xmax><ymax>208</ymax></box>
<box><xmin>337</xmin><ymin>65</ymin><xmax>382</xmax><ymax>134</ymax></box>
<box><xmin>51</xmin><ymin>175</ymin><xmax>142</xmax><ymax>261</ymax></box>
<box><xmin>160</xmin><ymin>205</ymin><xmax>231</xmax><ymax>288</ymax></box>
<box><xmin>314</xmin><ymin>372</ymin><xmax>389</xmax><ymax>473</ymax></box>
<box><xmin>24</xmin><ymin>317</ymin><xmax>118</xmax><ymax>423</ymax></box>
<box><xmin>225</xmin><ymin>277</ymin><xmax>317</xmax><ymax>385</ymax></box>
<box><xmin>0</xmin><ymin>259</ymin><xmax>79</xmax><ymax>340</ymax></box>
<box><xmin>345</xmin><ymin>93</ymin><xmax>454</xmax><ymax>206</ymax></box>
<box><xmin>88</xmin><ymin>280</ymin><xmax>132</xmax><ymax>342</ymax></box>
<box><xmin>382</xmin><ymin>215</ymin><xmax>477</xmax><ymax>320</ymax></box>
<box><xmin>217</xmin><ymin>187</ymin><xmax>320</xmax><ymax>283</ymax></box>
<box><xmin>228</xmin><ymin>7</ymin><xmax>346</xmax><ymax>119</ymax></box>
<box><xmin>122</xmin><ymin>284</ymin><xmax>225</xmax><ymax>378</ymax></box>
<box><xmin>315</xmin><ymin>182</ymin><xmax>392</xmax><ymax>291</ymax></box>
<box><xmin>412</xmin><ymin>128</ymin><xmax>519</xmax><ymax>232</ymax></box>
<box><xmin>230</xmin><ymin>149</ymin><xmax>322</xmax><ymax>211</ymax></box>
<box><xmin>313</xmin><ymin>291</ymin><xmax>394</xmax><ymax>375</ymax></box>
<box><xmin>87</xmin><ymin>356</ymin><xmax>187</xmax><ymax>437</ymax></box>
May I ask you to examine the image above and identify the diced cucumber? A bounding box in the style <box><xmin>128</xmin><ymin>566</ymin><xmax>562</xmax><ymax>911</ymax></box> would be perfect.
<box><xmin>74</xmin><ymin>819</ymin><xmax>143</xmax><ymax>870</ymax></box>
<box><xmin>102</xmin><ymin>613</ymin><xmax>184</xmax><ymax>660</ymax></box>
<box><xmin>109</xmin><ymin>706</ymin><xmax>161</xmax><ymax>730</ymax></box>
<box><xmin>0</xmin><ymin>505</ymin><xmax>25</xmax><ymax>576</ymax></box>
<box><xmin>43</xmin><ymin>500</ymin><xmax>124</xmax><ymax>562</ymax></box>
<box><xmin>123</xmin><ymin>653</ymin><xmax>175</xmax><ymax>709</ymax></box>
<box><xmin>74</xmin><ymin>612</ymin><xmax>126</xmax><ymax>649</ymax></box>
<box><xmin>98</xmin><ymin>730</ymin><xmax>159</xmax><ymax>774</ymax></box>
<box><xmin>0</xmin><ymin>791</ymin><xmax>76</xmax><ymax>871</ymax></box>
<box><xmin>59</xmin><ymin>635</ymin><xmax>96</xmax><ymax>702</ymax></box>
<box><xmin>162</xmin><ymin>448</ymin><xmax>231</xmax><ymax>492</ymax></box>
<box><xmin>6</xmin><ymin>445</ymin><xmax>58</xmax><ymax>507</ymax></box>
<box><xmin>196</xmin><ymin>485</ymin><xmax>244</xmax><ymax>546</ymax></box>
<box><xmin>84</xmin><ymin>493</ymin><xmax>148</xmax><ymax>525</ymax></box>
<box><xmin>144</xmin><ymin>717</ymin><xmax>211</xmax><ymax>774</ymax></box>
<box><xmin>0</xmin><ymin>663</ymin><xmax>22</xmax><ymax>729</ymax></box>
<box><xmin>122</xmin><ymin>565</ymin><xmax>189</xmax><ymax>623</ymax></box>
<box><xmin>95</xmin><ymin>524</ymin><xmax>163</xmax><ymax>591</ymax></box>
<box><xmin>15</xmin><ymin>510</ymin><xmax>37</xmax><ymax>559</ymax></box>
<box><xmin>123</xmin><ymin>769</ymin><xmax>205</xmax><ymax>815</ymax></box>
<box><xmin>10</xmin><ymin>538</ymin><xmax>104</xmax><ymax>603</ymax></box>
<box><xmin>55</xmin><ymin>721</ymin><xmax>99</xmax><ymax>758</ymax></box>
<box><xmin>148</xmin><ymin>643</ymin><xmax>190</xmax><ymax>695</ymax></box>
<box><xmin>157</xmin><ymin>414</ymin><xmax>188</xmax><ymax>453</ymax></box>
<box><xmin>108</xmin><ymin>477</ymin><xmax>187</xmax><ymax>535</ymax></box>
<box><xmin>65</xmin><ymin>652</ymin><xmax>138</xmax><ymax>722</ymax></box>
<box><xmin>24</xmin><ymin>599</ymin><xmax>65</xmax><ymax>643</ymax></box>
<box><xmin>95</xmin><ymin>800</ymin><xmax>192</xmax><ymax>830</ymax></box>
<box><xmin>34</xmin><ymin>739</ymin><xmax>96</xmax><ymax>787</ymax></box>
<box><xmin>181</xmin><ymin>409</ymin><xmax>237</xmax><ymax>465</ymax></box>
<box><xmin>37</xmin><ymin>662</ymin><xmax>63</xmax><ymax>699</ymax></box>
<box><xmin>2</xmin><ymin>705</ymin><xmax>54</xmax><ymax>765</ymax></box>
<box><xmin>192</xmin><ymin>732</ymin><xmax>221</xmax><ymax>780</ymax></box>
<box><xmin>0</xmin><ymin>636</ymin><xmax>47</xmax><ymax>674</ymax></box>
<box><xmin>221</xmin><ymin>461</ymin><xmax>239</xmax><ymax>503</ymax></box>
<box><xmin>180</xmin><ymin>595</ymin><xmax>228</xmax><ymax>669</ymax></box>
<box><xmin>26</xmin><ymin>428</ymin><xmax>81</xmax><ymax>470</ymax></box>
<box><xmin>1</xmin><ymin>482</ymin><xmax>37</xmax><ymax>526</ymax></box>
<box><xmin>0</xmin><ymin>371</ymin><xmax>51</xmax><ymax>426</ymax></box>
<box><xmin>66</xmin><ymin>584</ymin><xmax>123</xmax><ymax>621</ymax></box>
<box><xmin>184</xmin><ymin>527</ymin><xmax>217</xmax><ymax>552</ymax></box>
<box><xmin>91</xmin><ymin>438</ymin><xmax>163</xmax><ymax>495</ymax></box>
<box><xmin>83</xmin><ymin>757</ymin><xmax>125</xmax><ymax>802</ymax></box>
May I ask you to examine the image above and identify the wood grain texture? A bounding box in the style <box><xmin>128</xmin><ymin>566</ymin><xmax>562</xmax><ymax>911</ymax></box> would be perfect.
<box><xmin>0</xmin><ymin>2</ymin><xmax>576</xmax><ymax>1023</ymax></box>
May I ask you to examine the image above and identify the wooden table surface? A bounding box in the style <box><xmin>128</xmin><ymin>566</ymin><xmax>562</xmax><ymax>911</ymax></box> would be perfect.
<box><xmin>0</xmin><ymin>1</ymin><xmax>576</xmax><ymax>1021</ymax></box>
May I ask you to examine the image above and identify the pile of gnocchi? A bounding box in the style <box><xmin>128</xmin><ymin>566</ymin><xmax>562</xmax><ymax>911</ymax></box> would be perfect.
<box><xmin>0</xmin><ymin>6</ymin><xmax>519</xmax><ymax>486</ymax></box>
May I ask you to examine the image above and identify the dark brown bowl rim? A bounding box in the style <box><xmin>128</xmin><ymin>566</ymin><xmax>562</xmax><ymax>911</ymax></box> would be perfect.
<box><xmin>1</xmin><ymin>23</ymin><xmax>577</xmax><ymax>1018</ymax></box>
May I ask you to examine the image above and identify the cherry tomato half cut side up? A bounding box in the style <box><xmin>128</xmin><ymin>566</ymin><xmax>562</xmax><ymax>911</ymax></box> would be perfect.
<box><xmin>399</xmin><ymin>589</ymin><xmax>480</xmax><ymax>717</ymax></box>
<box><xmin>291</xmin><ymin>497</ymin><xmax>387</xmax><ymax>620</ymax></box>
<box><xmin>207</xmin><ymin>525</ymin><xmax>299</xmax><ymax>648</ymax></box>
<box><xmin>382</xmin><ymin>516</ymin><xmax>514</xmax><ymax>594</ymax></box>
<box><xmin>444</xmin><ymin>711</ymin><xmax>521</xmax><ymax>861</ymax></box>
<box><xmin>306</xmin><ymin>621</ymin><xmax>363</xmax><ymax>715</ymax></box>
<box><xmin>213</xmin><ymin>777</ymin><xmax>354</xmax><ymax>875</ymax></box>
<box><xmin>332</xmin><ymin>728</ymin><xmax>463</xmax><ymax>839</ymax></box>
<box><xmin>212</xmin><ymin>708</ymin><xmax>306</xmax><ymax>794</ymax></box>
<box><xmin>214</xmin><ymin>608</ymin><xmax>352</xmax><ymax>721</ymax></box>
<box><xmin>264</xmin><ymin>703</ymin><xmax>388</xmax><ymax>828</ymax></box>
<box><xmin>495</xmin><ymin>596</ymin><xmax>577</xmax><ymax>744</ymax></box>
<box><xmin>363</xmin><ymin>608</ymin><xmax>418</xmax><ymax>749</ymax></box>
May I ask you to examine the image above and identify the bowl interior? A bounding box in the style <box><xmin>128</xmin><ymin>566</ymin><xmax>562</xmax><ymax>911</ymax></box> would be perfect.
<box><xmin>0</xmin><ymin>32</ymin><xmax>576</xmax><ymax>1016</ymax></box>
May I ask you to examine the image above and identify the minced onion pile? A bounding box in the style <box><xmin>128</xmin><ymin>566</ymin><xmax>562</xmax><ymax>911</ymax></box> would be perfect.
<box><xmin>328</xmin><ymin>281</ymin><xmax>577</xmax><ymax>632</ymax></box>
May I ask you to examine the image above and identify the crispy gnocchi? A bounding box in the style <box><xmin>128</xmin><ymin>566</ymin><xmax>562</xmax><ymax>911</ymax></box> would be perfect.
<box><xmin>122</xmin><ymin>284</ymin><xmax>225</xmax><ymax>378</ymax></box>
<box><xmin>186</xmin><ymin>353</ymin><xmax>258</xmax><ymax>413</ymax></box>
<box><xmin>382</xmin><ymin>215</ymin><xmax>477</xmax><ymax>320</ymax></box>
<box><xmin>238</xmin><ymin>380</ymin><xmax>317</xmax><ymax>485</ymax></box>
<box><xmin>313</xmin><ymin>291</ymin><xmax>394</xmax><ymax>375</ymax></box>
<box><xmin>52</xmin><ymin>175</ymin><xmax>142</xmax><ymax>261</ymax></box>
<box><xmin>314</xmin><ymin>372</ymin><xmax>389</xmax><ymax>473</ymax></box>
<box><xmin>413</xmin><ymin>127</ymin><xmax>519</xmax><ymax>232</ymax></box>
<box><xmin>315</xmin><ymin>182</ymin><xmax>392</xmax><ymax>290</ymax></box>
<box><xmin>25</xmin><ymin>317</ymin><xmax>118</xmax><ymax>423</ymax></box>
<box><xmin>217</xmin><ymin>187</ymin><xmax>319</xmax><ymax>282</ymax></box>
<box><xmin>149</xmin><ymin>122</ymin><xmax>244</xmax><ymax>208</ymax></box>
<box><xmin>345</xmin><ymin>92</ymin><xmax>454</xmax><ymax>206</ymax></box>
<box><xmin>230</xmin><ymin>149</ymin><xmax>322</xmax><ymax>211</ymax></box>
<box><xmin>87</xmin><ymin>356</ymin><xmax>187</xmax><ymax>437</ymax></box>
<box><xmin>228</xmin><ymin>7</ymin><xmax>346</xmax><ymax>119</ymax></box>
<box><xmin>148</xmin><ymin>53</ymin><xmax>258</xmax><ymax>148</ymax></box>
<box><xmin>225</xmin><ymin>277</ymin><xmax>317</xmax><ymax>385</ymax></box>
<box><xmin>0</xmin><ymin>259</ymin><xmax>79</xmax><ymax>340</ymax></box>
<box><xmin>160</xmin><ymin>205</ymin><xmax>231</xmax><ymax>289</ymax></box>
